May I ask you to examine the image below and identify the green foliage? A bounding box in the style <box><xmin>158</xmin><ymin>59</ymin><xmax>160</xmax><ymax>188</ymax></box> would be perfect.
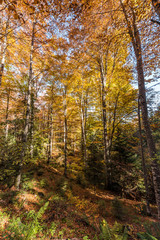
<box><xmin>1</xmin><ymin>202</ymin><xmax>49</xmax><ymax>240</ymax></box>
<box><xmin>137</xmin><ymin>232</ymin><xmax>158</xmax><ymax>240</ymax></box>
<box><xmin>99</xmin><ymin>220</ymin><xmax>128</xmax><ymax>240</ymax></box>
<box><xmin>31</xmin><ymin>132</ymin><xmax>46</xmax><ymax>159</ymax></box>
<box><xmin>111</xmin><ymin>198</ymin><xmax>127</xmax><ymax>220</ymax></box>
<box><xmin>76</xmin><ymin>172</ymin><xmax>88</xmax><ymax>188</ymax></box>
<box><xmin>47</xmin><ymin>222</ymin><xmax>57</xmax><ymax>237</ymax></box>
<box><xmin>22</xmin><ymin>178</ymin><xmax>37</xmax><ymax>191</ymax></box>
<box><xmin>112</xmin><ymin>126</ymin><xmax>137</xmax><ymax>164</ymax></box>
<box><xmin>39</xmin><ymin>178</ymin><xmax>48</xmax><ymax>188</ymax></box>
<box><xmin>137</xmin><ymin>222</ymin><xmax>160</xmax><ymax>240</ymax></box>
<box><xmin>83</xmin><ymin>236</ymin><xmax>90</xmax><ymax>240</ymax></box>
<box><xmin>0</xmin><ymin>136</ymin><xmax>22</xmax><ymax>187</ymax></box>
<box><xmin>86</xmin><ymin>130</ymin><xmax>104</xmax><ymax>187</ymax></box>
<box><xmin>55</xmin><ymin>176</ymin><xmax>71</xmax><ymax>197</ymax></box>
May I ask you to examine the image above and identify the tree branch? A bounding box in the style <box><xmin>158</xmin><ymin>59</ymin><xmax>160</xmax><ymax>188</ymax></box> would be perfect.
<box><xmin>151</xmin><ymin>18</ymin><xmax>160</xmax><ymax>25</ymax></box>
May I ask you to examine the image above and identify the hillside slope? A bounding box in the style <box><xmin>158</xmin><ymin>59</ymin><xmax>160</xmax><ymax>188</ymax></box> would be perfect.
<box><xmin>0</xmin><ymin>161</ymin><xmax>159</xmax><ymax>239</ymax></box>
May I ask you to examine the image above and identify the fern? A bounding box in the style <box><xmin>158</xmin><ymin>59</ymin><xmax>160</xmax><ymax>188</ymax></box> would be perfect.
<box><xmin>120</xmin><ymin>227</ymin><xmax>129</xmax><ymax>240</ymax></box>
<box><xmin>36</xmin><ymin>201</ymin><xmax>49</xmax><ymax>219</ymax></box>
<box><xmin>2</xmin><ymin>201</ymin><xmax>49</xmax><ymax>240</ymax></box>
<box><xmin>25</xmin><ymin>201</ymin><xmax>49</xmax><ymax>240</ymax></box>
<box><xmin>100</xmin><ymin>220</ymin><xmax>112</xmax><ymax>240</ymax></box>
<box><xmin>99</xmin><ymin>220</ymin><xmax>128</xmax><ymax>240</ymax></box>
<box><xmin>137</xmin><ymin>222</ymin><xmax>160</xmax><ymax>240</ymax></box>
<box><xmin>137</xmin><ymin>232</ymin><xmax>158</xmax><ymax>240</ymax></box>
<box><xmin>152</xmin><ymin>222</ymin><xmax>160</xmax><ymax>239</ymax></box>
<box><xmin>137</xmin><ymin>233</ymin><xmax>148</xmax><ymax>240</ymax></box>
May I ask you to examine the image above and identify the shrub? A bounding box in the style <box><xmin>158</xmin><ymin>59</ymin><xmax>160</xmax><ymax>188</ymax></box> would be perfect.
<box><xmin>76</xmin><ymin>172</ymin><xmax>88</xmax><ymax>188</ymax></box>
<box><xmin>55</xmin><ymin>176</ymin><xmax>70</xmax><ymax>197</ymax></box>
<box><xmin>135</xmin><ymin>203</ymin><xmax>148</xmax><ymax>216</ymax></box>
<box><xmin>39</xmin><ymin>178</ymin><xmax>48</xmax><ymax>188</ymax></box>
<box><xmin>97</xmin><ymin>200</ymin><xmax>108</xmax><ymax>217</ymax></box>
<box><xmin>111</xmin><ymin>198</ymin><xmax>127</xmax><ymax>220</ymax></box>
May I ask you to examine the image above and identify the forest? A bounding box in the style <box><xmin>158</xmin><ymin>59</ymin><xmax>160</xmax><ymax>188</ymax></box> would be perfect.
<box><xmin>0</xmin><ymin>0</ymin><xmax>160</xmax><ymax>239</ymax></box>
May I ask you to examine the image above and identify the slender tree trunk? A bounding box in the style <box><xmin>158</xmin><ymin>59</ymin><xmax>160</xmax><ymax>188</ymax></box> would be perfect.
<box><xmin>120</xmin><ymin>0</ymin><xmax>160</xmax><ymax>219</ymax></box>
<box><xmin>107</xmin><ymin>92</ymin><xmax>120</xmax><ymax>187</ymax></box>
<box><xmin>30</xmin><ymin>89</ymin><xmax>34</xmax><ymax>157</ymax></box>
<box><xmin>30</xmin><ymin>20</ymin><xmax>36</xmax><ymax>158</ymax></box>
<box><xmin>5</xmin><ymin>88</ymin><xmax>10</xmax><ymax>140</ymax></box>
<box><xmin>47</xmin><ymin>105</ymin><xmax>51</xmax><ymax>164</ymax></box>
<box><xmin>64</xmin><ymin>85</ymin><xmax>67</xmax><ymax>177</ymax></box>
<box><xmin>81</xmin><ymin>91</ymin><xmax>87</xmax><ymax>168</ymax></box>
<box><xmin>0</xmin><ymin>16</ymin><xmax>9</xmax><ymax>86</ymax></box>
<box><xmin>74</xmin><ymin>135</ymin><xmax>76</xmax><ymax>153</ymax></box>
<box><xmin>50</xmin><ymin>112</ymin><xmax>53</xmax><ymax>159</ymax></box>
<box><xmin>138</xmin><ymin>97</ymin><xmax>151</xmax><ymax>215</ymax></box>
<box><xmin>99</xmin><ymin>56</ymin><xmax>109</xmax><ymax>188</ymax></box>
<box><xmin>84</xmin><ymin>96</ymin><xmax>87</xmax><ymax>166</ymax></box>
<box><xmin>47</xmin><ymin>104</ymin><xmax>53</xmax><ymax>164</ymax></box>
<box><xmin>15</xmin><ymin>20</ymin><xmax>36</xmax><ymax>190</ymax></box>
<box><xmin>0</xmin><ymin>10</ymin><xmax>2</xmax><ymax>64</ymax></box>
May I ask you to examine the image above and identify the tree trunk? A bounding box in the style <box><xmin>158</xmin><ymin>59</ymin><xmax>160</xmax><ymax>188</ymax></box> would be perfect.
<box><xmin>99</xmin><ymin>56</ymin><xmax>109</xmax><ymax>188</ymax></box>
<box><xmin>5</xmin><ymin>88</ymin><xmax>10</xmax><ymax>140</ymax></box>
<box><xmin>0</xmin><ymin>16</ymin><xmax>9</xmax><ymax>86</ymax></box>
<box><xmin>30</xmin><ymin>20</ymin><xmax>36</xmax><ymax>158</ymax></box>
<box><xmin>152</xmin><ymin>0</ymin><xmax>160</xmax><ymax>19</ymax></box>
<box><xmin>15</xmin><ymin>20</ymin><xmax>36</xmax><ymax>190</ymax></box>
<box><xmin>64</xmin><ymin>85</ymin><xmax>67</xmax><ymax>177</ymax></box>
<box><xmin>120</xmin><ymin>0</ymin><xmax>160</xmax><ymax>219</ymax></box>
<box><xmin>138</xmin><ymin>97</ymin><xmax>151</xmax><ymax>215</ymax></box>
<box><xmin>47</xmin><ymin>104</ymin><xmax>53</xmax><ymax>164</ymax></box>
<box><xmin>81</xmin><ymin>91</ymin><xmax>87</xmax><ymax>168</ymax></box>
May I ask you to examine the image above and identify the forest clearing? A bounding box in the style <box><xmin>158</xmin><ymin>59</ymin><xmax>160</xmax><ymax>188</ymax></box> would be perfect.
<box><xmin>0</xmin><ymin>0</ymin><xmax>160</xmax><ymax>239</ymax></box>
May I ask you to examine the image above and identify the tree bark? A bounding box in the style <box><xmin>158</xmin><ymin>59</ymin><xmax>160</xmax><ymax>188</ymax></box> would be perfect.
<box><xmin>81</xmin><ymin>90</ymin><xmax>87</xmax><ymax>168</ymax></box>
<box><xmin>0</xmin><ymin>16</ymin><xmax>9</xmax><ymax>86</ymax></box>
<box><xmin>64</xmin><ymin>85</ymin><xmax>68</xmax><ymax>177</ymax></box>
<box><xmin>30</xmin><ymin>20</ymin><xmax>36</xmax><ymax>158</ymax></box>
<box><xmin>138</xmin><ymin>97</ymin><xmax>151</xmax><ymax>215</ymax></box>
<box><xmin>120</xmin><ymin>0</ymin><xmax>160</xmax><ymax>219</ymax></box>
<box><xmin>5</xmin><ymin>88</ymin><xmax>10</xmax><ymax>140</ymax></box>
<box><xmin>47</xmin><ymin>104</ymin><xmax>53</xmax><ymax>164</ymax></box>
<box><xmin>15</xmin><ymin>19</ymin><xmax>36</xmax><ymax>190</ymax></box>
<box><xmin>99</xmin><ymin>55</ymin><xmax>109</xmax><ymax>188</ymax></box>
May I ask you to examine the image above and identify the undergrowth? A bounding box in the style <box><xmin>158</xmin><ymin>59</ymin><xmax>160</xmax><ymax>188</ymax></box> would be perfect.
<box><xmin>99</xmin><ymin>219</ymin><xmax>128</xmax><ymax>240</ymax></box>
<box><xmin>0</xmin><ymin>162</ymin><xmax>159</xmax><ymax>240</ymax></box>
<box><xmin>1</xmin><ymin>201</ymin><xmax>49</xmax><ymax>239</ymax></box>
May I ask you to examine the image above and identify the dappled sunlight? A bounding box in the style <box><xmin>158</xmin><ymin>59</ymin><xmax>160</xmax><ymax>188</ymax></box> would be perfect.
<box><xmin>0</xmin><ymin>0</ymin><xmax>160</xmax><ymax>239</ymax></box>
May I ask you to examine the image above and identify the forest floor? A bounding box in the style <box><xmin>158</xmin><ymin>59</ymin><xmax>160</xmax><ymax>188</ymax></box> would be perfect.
<box><xmin>0</xmin><ymin>160</ymin><xmax>159</xmax><ymax>239</ymax></box>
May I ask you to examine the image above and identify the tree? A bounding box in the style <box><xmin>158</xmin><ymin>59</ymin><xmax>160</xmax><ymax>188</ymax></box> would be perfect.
<box><xmin>119</xmin><ymin>0</ymin><xmax>160</xmax><ymax>219</ymax></box>
<box><xmin>152</xmin><ymin>0</ymin><xmax>160</xmax><ymax>20</ymax></box>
